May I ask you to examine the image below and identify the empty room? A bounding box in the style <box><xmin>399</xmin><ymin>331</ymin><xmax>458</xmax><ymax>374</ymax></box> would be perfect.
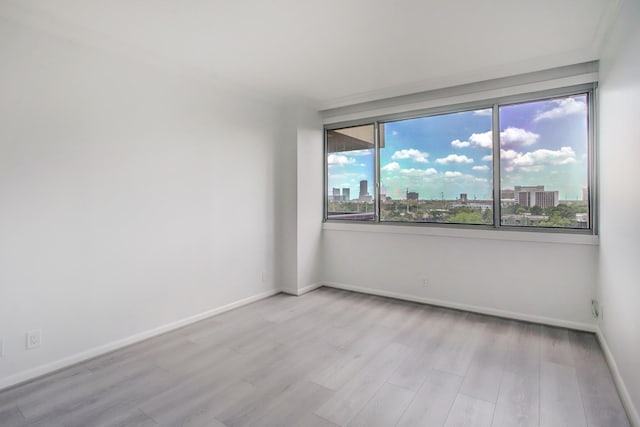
<box><xmin>1</xmin><ymin>0</ymin><xmax>639</xmax><ymax>426</ymax></box>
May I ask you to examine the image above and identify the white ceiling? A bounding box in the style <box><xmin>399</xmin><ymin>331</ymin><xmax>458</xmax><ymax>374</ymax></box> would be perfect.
<box><xmin>1</xmin><ymin>0</ymin><xmax>620</xmax><ymax>109</ymax></box>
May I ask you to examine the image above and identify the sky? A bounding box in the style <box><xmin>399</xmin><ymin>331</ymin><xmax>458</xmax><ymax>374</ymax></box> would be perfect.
<box><xmin>327</xmin><ymin>94</ymin><xmax>588</xmax><ymax>201</ymax></box>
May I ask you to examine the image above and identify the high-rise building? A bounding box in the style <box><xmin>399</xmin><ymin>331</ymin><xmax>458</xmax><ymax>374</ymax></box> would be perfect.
<box><xmin>342</xmin><ymin>188</ymin><xmax>350</xmax><ymax>201</ymax></box>
<box><xmin>358</xmin><ymin>180</ymin><xmax>372</xmax><ymax>201</ymax></box>
<box><xmin>582</xmin><ymin>187</ymin><xmax>588</xmax><ymax>202</ymax></box>
<box><xmin>332</xmin><ymin>187</ymin><xmax>341</xmax><ymax>201</ymax></box>
<box><xmin>514</xmin><ymin>185</ymin><xmax>559</xmax><ymax>208</ymax></box>
<box><xmin>359</xmin><ymin>180</ymin><xmax>369</xmax><ymax>198</ymax></box>
<box><xmin>460</xmin><ymin>193</ymin><xmax>468</xmax><ymax>203</ymax></box>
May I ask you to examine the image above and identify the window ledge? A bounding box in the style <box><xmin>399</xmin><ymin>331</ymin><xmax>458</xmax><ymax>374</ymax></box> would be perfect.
<box><xmin>322</xmin><ymin>221</ymin><xmax>599</xmax><ymax>245</ymax></box>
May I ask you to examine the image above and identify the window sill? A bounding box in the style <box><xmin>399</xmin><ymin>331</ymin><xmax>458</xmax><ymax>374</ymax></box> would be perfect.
<box><xmin>322</xmin><ymin>221</ymin><xmax>599</xmax><ymax>246</ymax></box>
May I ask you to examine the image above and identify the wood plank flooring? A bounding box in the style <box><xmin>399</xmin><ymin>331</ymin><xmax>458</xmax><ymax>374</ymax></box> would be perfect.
<box><xmin>0</xmin><ymin>288</ymin><xmax>630</xmax><ymax>427</ymax></box>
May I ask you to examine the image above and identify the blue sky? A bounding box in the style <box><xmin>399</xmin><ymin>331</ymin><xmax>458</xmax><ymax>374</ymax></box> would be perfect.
<box><xmin>327</xmin><ymin>94</ymin><xmax>588</xmax><ymax>201</ymax></box>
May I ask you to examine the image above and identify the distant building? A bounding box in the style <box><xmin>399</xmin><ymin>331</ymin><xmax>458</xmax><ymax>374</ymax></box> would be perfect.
<box><xmin>359</xmin><ymin>180</ymin><xmax>371</xmax><ymax>201</ymax></box>
<box><xmin>407</xmin><ymin>191</ymin><xmax>419</xmax><ymax>200</ymax></box>
<box><xmin>576</xmin><ymin>212</ymin><xmax>589</xmax><ymax>228</ymax></box>
<box><xmin>514</xmin><ymin>185</ymin><xmax>559</xmax><ymax>209</ymax></box>
<box><xmin>342</xmin><ymin>188</ymin><xmax>350</xmax><ymax>201</ymax></box>
<box><xmin>501</xmin><ymin>189</ymin><xmax>515</xmax><ymax>200</ymax></box>
<box><xmin>582</xmin><ymin>187</ymin><xmax>588</xmax><ymax>202</ymax></box>
<box><xmin>460</xmin><ymin>193</ymin><xmax>468</xmax><ymax>203</ymax></box>
<box><xmin>332</xmin><ymin>187</ymin><xmax>341</xmax><ymax>201</ymax></box>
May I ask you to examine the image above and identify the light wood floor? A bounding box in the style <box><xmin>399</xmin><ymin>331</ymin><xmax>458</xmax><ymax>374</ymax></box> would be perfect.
<box><xmin>0</xmin><ymin>288</ymin><xmax>630</xmax><ymax>427</ymax></box>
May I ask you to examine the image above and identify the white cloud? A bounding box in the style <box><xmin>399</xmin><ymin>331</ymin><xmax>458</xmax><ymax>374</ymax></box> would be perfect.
<box><xmin>474</xmin><ymin>177</ymin><xmax>489</xmax><ymax>183</ymax></box>
<box><xmin>327</xmin><ymin>154</ymin><xmax>355</xmax><ymax>167</ymax></box>
<box><xmin>500</xmin><ymin>146</ymin><xmax>577</xmax><ymax>174</ymax></box>
<box><xmin>469</xmin><ymin>131</ymin><xmax>493</xmax><ymax>148</ymax></box>
<box><xmin>472</xmin><ymin>165</ymin><xmax>490</xmax><ymax>171</ymax></box>
<box><xmin>391</xmin><ymin>148</ymin><xmax>429</xmax><ymax>163</ymax></box>
<box><xmin>400</xmin><ymin>167</ymin><xmax>439</xmax><ymax>177</ymax></box>
<box><xmin>520</xmin><ymin>165</ymin><xmax>544</xmax><ymax>172</ymax></box>
<box><xmin>501</xmin><ymin>127</ymin><xmax>539</xmax><ymax>146</ymax></box>
<box><xmin>500</xmin><ymin>149</ymin><xmax>519</xmax><ymax>160</ymax></box>
<box><xmin>454</xmin><ymin>127</ymin><xmax>539</xmax><ymax>151</ymax></box>
<box><xmin>512</xmin><ymin>146</ymin><xmax>576</xmax><ymax>167</ymax></box>
<box><xmin>482</xmin><ymin>154</ymin><xmax>493</xmax><ymax>162</ymax></box>
<box><xmin>534</xmin><ymin>97</ymin><xmax>586</xmax><ymax>122</ymax></box>
<box><xmin>451</xmin><ymin>139</ymin><xmax>471</xmax><ymax>148</ymax></box>
<box><xmin>473</xmin><ymin>109</ymin><xmax>492</xmax><ymax>116</ymax></box>
<box><xmin>381</xmin><ymin>162</ymin><xmax>400</xmax><ymax>172</ymax></box>
<box><xmin>444</xmin><ymin>171</ymin><xmax>463</xmax><ymax>178</ymax></box>
<box><xmin>436</xmin><ymin>154</ymin><xmax>474</xmax><ymax>164</ymax></box>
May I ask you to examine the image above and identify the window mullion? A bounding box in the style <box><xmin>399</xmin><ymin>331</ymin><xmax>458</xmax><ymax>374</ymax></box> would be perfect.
<box><xmin>374</xmin><ymin>121</ymin><xmax>381</xmax><ymax>223</ymax></box>
<box><xmin>492</xmin><ymin>103</ymin><xmax>501</xmax><ymax>229</ymax></box>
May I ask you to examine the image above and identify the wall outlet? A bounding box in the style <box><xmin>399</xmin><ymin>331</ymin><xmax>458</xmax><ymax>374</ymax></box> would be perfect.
<box><xmin>421</xmin><ymin>277</ymin><xmax>429</xmax><ymax>287</ymax></box>
<box><xmin>26</xmin><ymin>330</ymin><xmax>42</xmax><ymax>350</ymax></box>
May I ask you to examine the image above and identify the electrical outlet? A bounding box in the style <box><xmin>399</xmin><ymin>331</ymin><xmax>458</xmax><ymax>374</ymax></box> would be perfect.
<box><xmin>26</xmin><ymin>330</ymin><xmax>41</xmax><ymax>350</ymax></box>
<box><xmin>421</xmin><ymin>277</ymin><xmax>429</xmax><ymax>287</ymax></box>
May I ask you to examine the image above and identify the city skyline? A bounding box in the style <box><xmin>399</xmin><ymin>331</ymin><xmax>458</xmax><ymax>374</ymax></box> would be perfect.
<box><xmin>327</xmin><ymin>95</ymin><xmax>589</xmax><ymax>201</ymax></box>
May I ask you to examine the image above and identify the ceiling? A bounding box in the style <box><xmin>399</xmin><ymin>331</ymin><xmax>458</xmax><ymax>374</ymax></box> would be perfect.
<box><xmin>1</xmin><ymin>0</ymin><xmax>620</xmax><ymax>109</ymax></box>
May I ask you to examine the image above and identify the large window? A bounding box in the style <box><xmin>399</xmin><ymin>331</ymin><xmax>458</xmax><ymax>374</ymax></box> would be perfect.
<box><xmin>499</xmin><ymin>95</ymin><xmax>590</xmax><ymax>229</ymax></box>
<box><xmin>324</xmin><ymin>87</ymin><xmax>594</xmax><ymax>233</ymax></box>
<box><xmin>380</xmin><ymin>110</ymin><xmax>493</xmax><ymax>225</ymax></box>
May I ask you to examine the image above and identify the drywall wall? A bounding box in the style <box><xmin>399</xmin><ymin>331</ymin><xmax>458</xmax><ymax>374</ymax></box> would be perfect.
<box><xmin>322</xmin><ymin>226</ymin><xmax>597</xmax><ymax>328</ymax></box>
<box><xmin>275</xmin><ymin>104</ymin><xmax>324</xmax><ymax>295</ymax></box>
<box><xmin>274</xmin><ymin>105</ymin><xmax>299</xmax><ymax>295</ymax></box>
<box><xmin>296</xmin><ymin>107</ymin><xmax>324</xmax><ymax>293</ymax></box>
<box><xmin>0</xmin><ymin>17</ymin><xmax>281</xmax><ymax>386</ymax></box>
<box><xmin>598</xmin><ymin>0</ymin><xmax>640</xmax><ymax>422</ymax></box>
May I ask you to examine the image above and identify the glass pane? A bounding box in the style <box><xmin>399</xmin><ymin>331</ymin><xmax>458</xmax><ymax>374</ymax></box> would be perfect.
<box><xmin>326</xmin><ymin>124</ymin><xmax>375</xmax><ymax>220</ymax></box>
<box><xmin>379</xmin><ymin>109</ymin><xmax>493</xmax><ymax>224</ymax></box>
<box><xmin>499</xmin><ymin>94</ymin><xmax>589</xmax><ymax>229</ymax></box>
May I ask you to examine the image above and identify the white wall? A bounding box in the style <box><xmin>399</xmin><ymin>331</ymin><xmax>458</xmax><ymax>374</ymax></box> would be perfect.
<box><xmin>598</xmin><ymin>0</ymin><xmax>640</xmax><ymax>422</ymax></box>
<box><xmin>296</xmin><ymin>107</ymin><xmax>324</xmax><ymax>292</ymax></box>
<box><xmin>0</xmin><ymin>17</ymin><xmax>281</xmax><ymax>386</ymax></box>
<box><xmin>275</xmin><ymin>104</ymin><xmax>324</xmax><ymax>295</ymax></box>
<box><xmin>274</xmin><ymin>105</ymin><xmax>299</xmax><ymax>295</ymax></box>
<box><xmin>322</xmin><ymin>226</ymin><xmax>597</xmax><ymax>328</ymax></box>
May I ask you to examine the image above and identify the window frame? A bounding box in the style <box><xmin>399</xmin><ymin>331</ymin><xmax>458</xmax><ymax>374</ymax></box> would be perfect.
<box><xmin>323</xmin><ymin>83</ymin><xmax>597</xmax><ymax>235</ymax></box>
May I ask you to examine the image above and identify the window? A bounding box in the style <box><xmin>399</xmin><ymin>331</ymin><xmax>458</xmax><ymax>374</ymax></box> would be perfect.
<box><xmin>324</xmin><ymin>86</ymin><xmax>595</xmax><ymax>233</ymax></box>
<box><xmin>379</xmin><ymin>110</ymin><xmax>493</xmax><ymax>225</ymax></box>
<box><xmin>499</xmin><ymin>95</ymin><xmax>590</xmax><ymax>229</ymax></box>
<box><xmin>326</xmin><ymin>124</ymin><xmax>376</xmax><ymax>221</ymax></box>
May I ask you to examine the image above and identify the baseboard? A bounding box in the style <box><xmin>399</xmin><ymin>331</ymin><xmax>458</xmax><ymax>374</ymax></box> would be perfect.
<box><xmin>296</xmin><ymin>282</ymin><xmax>324</xmax><ymax>296</ymax></box>
<box><xmin>281</xmin><ymin>282</ymin><xmax>324</xmax><ymax>297</ymax></box>
<box><xmin>321</xmin><ymin>281</ymin><xmax>597</xmax><ymax>332</ymax></box>
<box><xmin>0</xmin><ymin>288</ymin><xmax>280</xmax><ymax>392</ymax></box>
<box><xmin>596</xmin><ymin>327</ymin><xmax>640</xmax><ymax>427</ymax></box>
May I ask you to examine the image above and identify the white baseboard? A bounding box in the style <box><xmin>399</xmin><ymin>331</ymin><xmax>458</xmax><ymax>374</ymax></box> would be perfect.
<box><xmin>596</xmin><ymin>327</ymin><xmax>640</xmax><ymax>427</ymax></box>
<box><xmin>281</xmin><ymin>282</ymin><xmax>324</xmax><ymax>296</ymax></box>
<box><xmin>296</xmin><ymin>282</ymin><xmax>323</xmax><ymax>296</ymax></box>
<box><xmin>0</xmin><ymin>288</ymin><xmax>280</xmax><ymax>392</ymax></box>
<box><xmin>321</xmin><ymin>281</ymin><xmax>597</xmax><ymax>332</ymax></box>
